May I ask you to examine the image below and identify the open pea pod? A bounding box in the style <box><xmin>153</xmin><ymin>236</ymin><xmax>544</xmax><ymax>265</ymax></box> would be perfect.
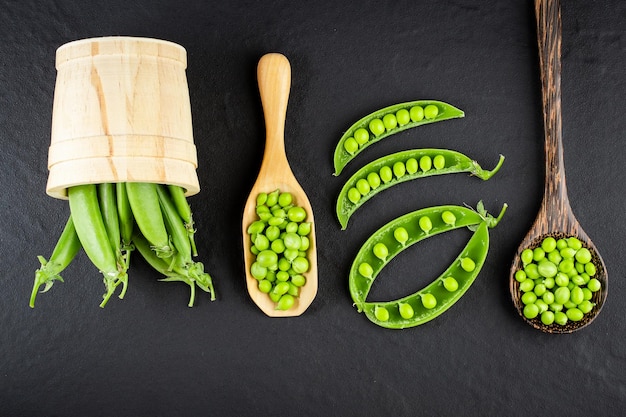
<box><xmin>336</xmin><ymin>148</ymin><xmax>505</xmax><ymax>229</ymax></box>
<box><xmin>363</xmin><ymin>221</ymin><xmax>489</xmax><ymax>329</ymax></box>
<box><xmin>349</xmin><ymin>202</ymin><xmax>507</xmax><ymax>328</ymax></box>
<box><xmin>333</xmin><ymin>100</ymin><xmax>465</xmax><ymax>175</ymax></box>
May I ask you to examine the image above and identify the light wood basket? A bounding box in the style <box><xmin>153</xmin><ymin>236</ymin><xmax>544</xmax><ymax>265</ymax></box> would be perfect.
<box><xmin>46</xmin><ymin>36</ymin><xmax>199</xmax><ymax>199</ymax></box>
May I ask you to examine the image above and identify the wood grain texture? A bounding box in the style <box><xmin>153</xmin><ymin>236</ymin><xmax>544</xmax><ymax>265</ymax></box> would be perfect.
<box><xmin>241</xmin><ymin>53</ymin><xmax>318</xmax><ymax>317</ymax></box>
<box><xmin>509</xmin><ymin>0</ymin><xmax>607</xmax><ymax>333</ymax></box>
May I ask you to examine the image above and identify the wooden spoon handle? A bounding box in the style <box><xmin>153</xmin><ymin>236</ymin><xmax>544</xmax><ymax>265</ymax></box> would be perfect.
<box><xmin>257</xmin><ymin>53</ymin><xmax>292</xmax><ymax>176</ymax></box>
<box><xmin>536</xmin><ymin>0</ymin><xmax>571</xmax><ymax>220</ymax></box>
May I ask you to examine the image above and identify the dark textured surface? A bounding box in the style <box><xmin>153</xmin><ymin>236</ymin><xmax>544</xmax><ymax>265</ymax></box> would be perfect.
<box><xmin>1</xmin><ymin>1</ymin><xmax>625</xmax><ymax>416</ymax></box>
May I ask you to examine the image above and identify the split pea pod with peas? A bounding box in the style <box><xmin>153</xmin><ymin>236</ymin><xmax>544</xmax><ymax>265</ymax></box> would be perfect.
<box><xmin>333</xmin><ymin>100</ymin><xmax>465</xmax><ymax>175</ymax></box>
<box><xmin>349</xmin><ymin>202</ymin><xmax>507</xmax><ymax>329</ymax></box>
<box><xmin>336</xmin><ymin>149</ymin><xmax>505</xmax><ymax>229</ymax></box>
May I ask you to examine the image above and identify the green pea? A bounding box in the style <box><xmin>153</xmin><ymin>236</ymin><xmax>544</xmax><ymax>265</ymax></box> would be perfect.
<box><xmin>396</xmin><ymin>109</ymin><xmax>410</xmax><ymax>125</ymax></box>
<box><xmin>571</xmin><ymin>274</ymin><xmax>586</xmax><ymax>287</ymax></box>
<box><xmin>405</xmin><ymin>158</ymin><xmax>419</xmax><ymax>175</ymax></box>
<box><xmin>266</xmin><ymin>190</ymin><xmax>279</xmax><ymax>207</ymax></box>
<box><xmin>575</xmin><ymin>262</ymin><xmax>585</xmax><ymax>274</ymax></box>
<box><xmin>355</xmin><ymin>178</ymin><xmax>371</xmax><ymax>196</ymax></box>
<box><xmin>533</xmin><ymin>247</ymin><xmax>545</xmax><ymax>262</ymax></box>
<box><xmin>373</xmin><ymin>242</ymin><xmax>389</xmax><ymax>261</ymax></box>
<box><xmin>276</xmin><ymin>294</ymin><xmax>295</xmax><ymax>310</ymax></box>
<box><xmin>287</xmin><ymin>206</ymin><xmax>307</xmax><ymax>223</ymax></box>
<box><xmin>250</xmin><ymin>246</ymin><xmax>260</xmax><ymax>255</ymax></box>
<box><xmin>258</xmin><ymin>279</ymin><xmax>272</xmax><ymax>293</ymax></box>
<box><xmin>585</xmin><ymin>262</ymin><xmax>596</xmax><ymax>276</ymax></box>
<box><xmin>554</xmin><ymin>287</ymin><xmax>570</xmax><ymax>305</ymax></box>
<box><xmin>421</xmin><ymin>293</ymin><xmax>437</xmax><ymax>309</ymax></box>
<box><xmin>541</xmin><ymin>236</ymin><xmax>557</xmax><ymax>253</ymax></box>
<box><xmin>369</xmin><ymin>118</ymin><xmax>385</xmax><ymax>136</ymax></box>
<box><xmin>298</xmin><ymin>222</ymin><xmax>312</xmax><ymax>236</ymax></box>
<box><xmin>514</xmin><ymin>270</ymin><xmax>527</xmax><ymax>282</ymax></box>
<box><xmin>556</xmin><ymin>238</ymin><xmax>568</xmax><ymax>250</ymax></box>
<box><xmin>383</xmin><ymin>113</ymin><xmax>398</xmax><ymax>131</ymax></box>
<box><xmin>582</xmin><ymin>288</ymin><xmax>593</xmax><ymax>301</ymax></box>
<box><xmin>543</xmin><ymin>276</ymin><xmax>555</xmax><ymax>289</ymax></box>
<box><xmin>398</xmin><ymin>303</ymin><xmax>414</xmax><ymax>319</ymax></box>
<box><xmin>300</xmin><ymin>236</ymin><xmax>310</xmax><ymax>251</ymax></box>
<box><xmin>283</xmin><ymin>233</ymin><xmax>301</xmax><ymax>251</ymax></box>
<box><xmin>269</xmin><ymin>291</ymin><xmax>281</xmax><ymax>303</ymax></box>
<box><xmin>554</xmin><ymin>311</ymin><xmax>568</xmax><ymax>325</ymax></box>
<box><xmin>566</xmin><ymin>307</ymin><xmax>584</xmax><ymax>322</ymax></box>
<box><xmin>541</xmin><ymin>310</ymin><xmax>555</xmax><ymax>325</ymax></box>
<box><xmin>542</xmin><ymin>291</ymin><xmax>555</xmax><ymax>305</ymax></box>
<box><xmin>547</xmin><ymin>250</ymin><xmax>562</xmax><ymax>265</ymax></box>
<box><xmin>272</xmin><ymin>281</ymin><xmax>290</xmax><ymax>296</ymax></box>
<box><xmin>567</xmin><ymin>237</ymin><xmax>582</xmax><ymax>250</ymax></box>
<box><xmin>555</xmin><ymin>272</ymin><xmax>570</xmax><ymax>287</ymax></box>
<box><xmin>560</xmin><ymin>247</ymin><xmax>577</xmax><ymax>259</ymax></box>
<box><xmin>433</xmin><ymin>154</ymin><xmax>446</xmax><ymax>170</ymax></box>
<box><xmin>441</xmin><ymin>210</ymin><xmax>456</xmax><ymax>226</ymax></box>
<box><xmin>256</xmin><ymin>250</ymin><xmax>278</xmax><ymax>268</ymax></box>
<box><xmin>570</xmin><ymin>286</ymin><xmax>584</xmax><ymax>305</ymax></box>
<box><xmin>343</xmin><ymin>137</ymin><xmax>359</xmax><ymax>155</ymax></box>
<box><xmin>419</xmin><ymin>155</ymin><xmax>432</xmax><ymax>172</ymax></box>
<box><xmin>442</xmin><ymin>276</ymin><xmax>459</xmax><ymax>292</ymax></box>
<box><xmin>521</xmin><ymin>249</ymin><xmax>534</xmax><ymax>265</ymax></box>
<box><xmin>292</xmin><ymin>257</ymin><xmax>309</xmax><ymax>274</ymax></box>
<box><xmin>374</xmin><ymin>306</ymin><xmax>390</xmax><ymax>322</ymax></box>
<box><xmin>460</xmin><ymin>257</ymin><xmax>476</xmax><ymax>272</ymax></box>
<box><xmin>253</xmin><ymin>232</ymin><xmax>269</xmax><ymax>249</ymax></box>
<box><xmin>250</xmin><ymin>262</ymin><xmax>268</xmax><ymax>280</ymax></box>
<box><xmin>270</xmin><ymin>239</ymin><xmax>285</xmax><ymax>254</ymax></box>
<box><xmin>587</xmin><ymin>278</ymin><xmax>601</xmax><ymax>292</ymax></box>
<box><xmin>359</xmin><ymin>262</ymin><xmax>373</xmax><ymax>278</ymax></box>
<box><xmin>393</xmin><ymin>161</ymin><xmax>406</xmax><ymax>178</ymax></box>
<box><xmin>575</xmin><ymin>248</ymin><xmax>591</xmax><ymax>264</ymax></box>
<box><xmin>379</xmin><ymin>166</ymin><xmax>393</xmax><ymax>183</ymax></box>
<box><xmin>533</xmin><ymin>283</ymin><xmax>546</xmax><ymax>297</ymax></box>
<box><xmin>278</xmin><ymin>192</ymin><xmax>293</xmax><ymax>208</ymax></box>
<box><xmin>367</xmin><ymin>172</ymin><xmax>381</xmax><ymax>189</ymax></box>
<box><xmin>409</xmin><ymin>106</ymin><xmax>424</xmax><ymax>122</ymax></box>
<box><xmin>519</xmin><ymin>279</ymin><xmax>534</xmax><ymax>293</ymax></box>
<box><xmin>424</xmin><ymin>104</ymin><xmax>439</xmax><ymax>119</ymax></box>
<box><xmin>535</xmin><ymin>299</ymin><xmax>549</xmax><ymax>314</ymax></box>
<box><xmin>354</xmin><ymin>128</ymin><xmax>370</xmax><ymax>145</ymax></box>
<box><xmin>578</xmin><ymin>300</ymin><xmax>594</xmax><ymax>314</ymax></box>
<box><xmin>276</xmin><ymin>270</ymin><xmax>290</xmax><ymax>281</ymax></box>
<box><xmin>537</xmin><ymin>260</ymin><xmax>558</xmax><ymax>278</ymax></box>
<box><xmin>256</xmin><ymin>193</ymin><xmax>268</xmax><ymax>206</ymax></box>
<box><xmin>521</xmin><ymin>292</ymin><xmax>537</xmax><ymax>305</ymax></box>
<box><xmin>523</xmin><ymin>303</ymin><xmax>539</xmax><ymax>319</ymax></box>
<box><xmin>550</xmin><ymin>303</ymin><xmax>564</xmax><ymax>312</ymax></box>
<box><xmin>277</xmin><ymin>258</ymin><xmax>291</xmax><ymax>272</ymax></box>
<box><xmin>393</xmin><ymin>227</ymin><xmax>409</xmax><ymax>246</ymax></box>
<box><xmin>247</xmin><ymin>220</ymin><xmax>266</xmax><ymax>235</ymax></box>
<box><xmin>291</xmin><ymin>274</ymin><xmax>306</xmax><ymax>287</ymax></box>
<box><xmin>418</xmin><ymin>216</ymin><xmax>432</xmax><ymax>233</ymax></box>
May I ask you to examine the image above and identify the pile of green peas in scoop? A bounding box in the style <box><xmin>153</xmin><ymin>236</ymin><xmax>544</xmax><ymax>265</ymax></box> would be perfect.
<box><xmin>515</xmin><ymin>236</ymin><xmax>601</xmax><ymax>326</ymax></box>
<box><xmin>246</xmin><ymin>189</ymin><xmax>312</xmax><ymax>310</ymax></box>
<box><xmin>343</xmin><ymin>104</ymin><xmax>440</xmax><ymax>155</ymax></box>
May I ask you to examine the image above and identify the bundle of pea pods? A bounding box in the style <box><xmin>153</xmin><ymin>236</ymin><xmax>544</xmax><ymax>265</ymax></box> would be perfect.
<box><xmin>30</xmin><ymin>182</ymin><xmax>215</xmax><ymax>308</ymax></box>
<box><xmin>333</xmin><ymin>99</ymin><xmax>507</xmax><ymax>329</ymax></box>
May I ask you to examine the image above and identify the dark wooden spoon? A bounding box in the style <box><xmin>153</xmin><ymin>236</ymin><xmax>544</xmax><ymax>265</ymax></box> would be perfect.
<box><xmin>509</xmin><ymin>0</ymin><xmax>608</xmax><ymax>333</ymax></box>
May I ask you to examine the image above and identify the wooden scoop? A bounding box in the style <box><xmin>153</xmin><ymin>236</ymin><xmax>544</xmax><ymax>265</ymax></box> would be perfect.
<box><xmin>509</xmin><ymin>0</ymin><xmax>607</xmax><ymax>333</ymax></box>
<box><xmin>242</xmin><ymin>53</ymin><xmax>318</xmax><ymax>317</ymax></box>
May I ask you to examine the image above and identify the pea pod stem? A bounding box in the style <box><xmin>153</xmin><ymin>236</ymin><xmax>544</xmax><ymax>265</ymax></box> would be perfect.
<box><xmin>68</xmin><ymin>184</ymin><xmax>125</xmax><ymax>307</ymax></box>
<box><xmin>334</xmin><ymin>100</ymin><xmax>465</xmax><ymax>175</ymax></box>
<box><xmin>116</xmin><ymin>182</ymin><xmax>135</xmax><ymax>268</ymax></box>
<box><xmin>337</xmin><ymin>149</ymin><xmax>505</xmax><ymax>229</ymax></box>
<box><xmin>349</xmin><ymin>203</ymin><xmax>506</xmax><ymax>312</ymax></box>
<box><xmin>30</xmin><ymin>215</ymin><xmax>81</xmax><ymax>308</ymax></box>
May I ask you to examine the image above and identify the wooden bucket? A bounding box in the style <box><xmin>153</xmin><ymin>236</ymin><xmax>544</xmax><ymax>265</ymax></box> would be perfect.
<box><xmin>46</xmin><ymin>36</ymin><xmax>199</xmax><ymax>199</ymax></box>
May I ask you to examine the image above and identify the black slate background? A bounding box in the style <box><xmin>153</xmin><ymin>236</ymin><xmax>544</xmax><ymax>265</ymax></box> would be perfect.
<box><xmin>1</xmin><ymin>1</ymin><xmax>625</xmax><ymax>416</ymax></box>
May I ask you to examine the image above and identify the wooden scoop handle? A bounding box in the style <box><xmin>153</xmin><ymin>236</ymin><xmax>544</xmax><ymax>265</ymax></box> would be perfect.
<box><xmin>257</xmin><ymin>53</ymin><xmax>292</xmax><ymax>177</ymax></box>
<box><xmin>536</xmin><ymin>0</ymin><xmax>572</xmax><ymax>225</ymax></box>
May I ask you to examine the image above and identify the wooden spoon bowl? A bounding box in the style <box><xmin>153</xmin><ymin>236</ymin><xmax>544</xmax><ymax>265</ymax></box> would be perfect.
<box><xmin>509</xmin><ymin>0</ymin><xmax>607</xmax><ymax>333</ymax></box>
<box><xmin>242</xmin><ymin>53</ymin><xmax>318</xmax><ymax>317</ymax></box>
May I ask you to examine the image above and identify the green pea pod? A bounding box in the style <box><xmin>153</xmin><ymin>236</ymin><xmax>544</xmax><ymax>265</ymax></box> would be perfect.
<box><xmin>337</xmin><ymin>149</ymin><xmax>505</xmax><ymax>229</ymax></box>
<box><xmin>30</xmin><ymin>215</ymin><xmax>81</xmax><ymax>307</ymax></box>
<box><xmin>156</xmin><ymin>184</ymin><xmax>192</xmax><ymax>265</ymax></box>
<box><xmin>362</xmin><ymin>221</ymin><xmax>491</xmax><ymax>329</ymax></box>
<box><xmin>167</xmin><ymin>184</ymin><xmax>198</xmax><ymax>257</ymax></box>
<box><xmin>126</xmin><ymin>182</ymin><xmax>173</xmax><ymax>259</ymax></box>
<box><xmin>333</xmin><ymin>100</ymin><xmax>465</xmax><ymax>175</ymax></box>
<box><xmin>68</xmin><ymin>184</ymin><xmax>125</xmax><ymax>307</ymax></box>
<box><xmin>349</xmin><ymin>203</ymin><xmax>507</xmax><ymax>314</ymax></box>
<box><xmin>116</xmin><ymin>182</ymin><xmax>134</xmax><ymax>247</ymax></box>
<box><xmin>98</xmin><ymin>183</ymin><xmax>129</xmax><ymax>299</ymax></box>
